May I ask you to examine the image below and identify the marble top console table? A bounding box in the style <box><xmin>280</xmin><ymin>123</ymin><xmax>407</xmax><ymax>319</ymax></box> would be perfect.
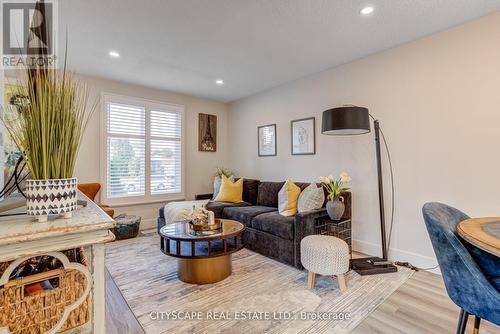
<box><xmin>0</xmin><ymin>192</ymin><xmax>115</xmax><ymax>334</ymax></box>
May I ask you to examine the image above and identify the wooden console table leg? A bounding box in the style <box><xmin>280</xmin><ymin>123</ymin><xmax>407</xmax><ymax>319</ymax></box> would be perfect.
<box><xmin>92</xmin><ymin>243</ymin><xmax>106</xmax><ymax>334</ymax></box>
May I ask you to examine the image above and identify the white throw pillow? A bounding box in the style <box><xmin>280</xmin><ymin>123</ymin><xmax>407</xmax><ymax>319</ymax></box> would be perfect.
<box><xmin>297</xmin><ymin>184</ymin><xmax>325</xmax><ymax>213</ymax></box>
<box><xmin>213</xmin><ymin>175</ymin><xmax>235</xmax><ymax>199</ymax></box>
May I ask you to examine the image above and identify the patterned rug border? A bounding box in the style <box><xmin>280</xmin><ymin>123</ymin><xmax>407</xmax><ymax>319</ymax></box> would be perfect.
<box><xmin>106</xmin><ymin>235</ymin><xmax>414</xmax><ymax>334</ymax></box>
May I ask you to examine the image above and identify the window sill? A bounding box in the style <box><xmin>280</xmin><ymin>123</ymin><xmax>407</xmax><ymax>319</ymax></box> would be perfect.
<box><xmin>102</xmin><ymin>196</ymin><xmax>185</xmax><ymax>208</ymax></box>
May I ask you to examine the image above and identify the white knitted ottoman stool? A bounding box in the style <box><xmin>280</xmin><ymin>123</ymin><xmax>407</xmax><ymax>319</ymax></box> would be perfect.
<box><xmin>300</xmin><ymin>235</ymin><xmax>350</xmax><ymax>291</ymax></box>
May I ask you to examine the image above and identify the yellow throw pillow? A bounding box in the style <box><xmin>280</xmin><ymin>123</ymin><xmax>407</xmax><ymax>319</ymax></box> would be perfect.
<box><xmin>278</xmin><ymin>180</ymin><xmax>301</xmax><ymax>216</ymax></box>
<box><xmin>214</xmin><ymin>175</ymin><xmax>244</xmax><ymax>203</ymax></box>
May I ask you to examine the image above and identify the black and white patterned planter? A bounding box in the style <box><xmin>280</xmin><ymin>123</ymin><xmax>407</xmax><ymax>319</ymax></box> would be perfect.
<box><xmin>26</xmin><ymin>178</ymin><xmax>78</xmax><ymax>222</ymax></box>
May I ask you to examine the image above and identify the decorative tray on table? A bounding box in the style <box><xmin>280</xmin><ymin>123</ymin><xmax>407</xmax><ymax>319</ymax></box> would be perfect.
<box><xmin>186</xmin><ymin>207</ymin><xmax>223</xmax><ymax>236</ymax></box>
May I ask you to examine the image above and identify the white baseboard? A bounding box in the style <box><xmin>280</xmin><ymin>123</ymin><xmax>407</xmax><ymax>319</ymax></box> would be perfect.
<box><xmin>352</xmin><ymin>239</ymin><xmax>441</xmax><ymax>275</ymax></box>
<box><xmin>140</xmin><ymin>218</ymin><xmax>157</xmax><ymax>230</ymax></box>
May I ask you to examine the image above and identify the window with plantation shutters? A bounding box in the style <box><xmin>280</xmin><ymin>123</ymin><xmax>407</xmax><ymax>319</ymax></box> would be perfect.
<box><xmin>101</xmin><ymin>94</ymin><xmax>184</xmax><ymax>205</ymax></box>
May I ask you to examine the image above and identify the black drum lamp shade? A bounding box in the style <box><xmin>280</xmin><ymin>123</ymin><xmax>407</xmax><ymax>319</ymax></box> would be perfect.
<box><xmin>321</xmin><ymin>106</ymin><xmax>370</xmax><ymax>135</ymax></box>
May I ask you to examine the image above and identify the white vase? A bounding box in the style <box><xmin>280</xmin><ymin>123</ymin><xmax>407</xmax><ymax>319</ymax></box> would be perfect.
<box><xmin>26</xmin><ymin>177</ymin><xmax>78</xmax><ymax>222</ymax></box>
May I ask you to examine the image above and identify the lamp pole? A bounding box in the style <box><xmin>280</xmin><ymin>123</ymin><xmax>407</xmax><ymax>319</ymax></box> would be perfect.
<box><xmin>374</xmin><ymin>120</ymin><xmax>388</xmax><ymax>260</ymax></box>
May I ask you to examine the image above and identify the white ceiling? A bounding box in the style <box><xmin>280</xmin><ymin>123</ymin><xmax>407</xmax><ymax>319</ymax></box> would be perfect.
<box><xmin>59</xmin><ymin>1</ymin><xmax>500</xmax><ymax>102</ymax></box>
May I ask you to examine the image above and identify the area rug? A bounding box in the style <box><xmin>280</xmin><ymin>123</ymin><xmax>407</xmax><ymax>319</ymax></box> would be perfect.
<box><xmin>106</xmin><ymin>235</ymin><xmax>413</xmax><ymax>334</ymax></box>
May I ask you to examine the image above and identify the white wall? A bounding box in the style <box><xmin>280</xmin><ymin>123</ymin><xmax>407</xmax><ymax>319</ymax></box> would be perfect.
<box><xmin>227</xmin><ymin>13</ymin><xmax>500</xmax><ymax>269</ymax></box>
<box><xmin>75</xmin><ymin>75</ymin><xmax>229</xmax><ymax>229</ymax></box>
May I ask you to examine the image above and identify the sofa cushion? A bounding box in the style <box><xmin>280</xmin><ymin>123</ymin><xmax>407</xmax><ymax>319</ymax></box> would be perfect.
<box><xmin>295</xmin><ymin>182</ymin><xmax>311</xmax><ymax>191</ymax></box>
<box><xmin>242</xmin><ymin>178</ymin><xmax>260</xmax><ymax>205</ymax></box>
<box><xmin>222</xmin><ymin>206</ymin><xmax>276</xmax><ymax>226</ymax></box>
<box><xmin>257</xmin><ymin>181</ymin><xmax>285</xmax><ymax>207</ymax></box>
<box><xmin>206</xmin><ymin>201</ymin><xmax>250</xmax><ymax>218</ymax></box>
<box><xmin>251</xmin><ymin>211</ymin><xmax>295</xmax><ymax>240</ymax></box>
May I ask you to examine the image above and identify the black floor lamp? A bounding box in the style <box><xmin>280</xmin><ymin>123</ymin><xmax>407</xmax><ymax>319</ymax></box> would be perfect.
<box><xmin>321</xmin><ymin>106</ymin><xmax>397</xmax><ymax>275</ymax></box>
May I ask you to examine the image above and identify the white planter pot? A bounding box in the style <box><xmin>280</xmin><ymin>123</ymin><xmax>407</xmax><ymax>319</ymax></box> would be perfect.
<box><xmin>26</xmin><ymin>177</ymin><xmax>78</xmax><ymax>222</ymax></box>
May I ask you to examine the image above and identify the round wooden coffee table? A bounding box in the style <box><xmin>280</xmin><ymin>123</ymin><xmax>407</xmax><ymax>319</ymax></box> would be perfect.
<box><xmin>159</xmin><ymin>219</ymin><xmax>245</xmax><ymax>284</ymax></box>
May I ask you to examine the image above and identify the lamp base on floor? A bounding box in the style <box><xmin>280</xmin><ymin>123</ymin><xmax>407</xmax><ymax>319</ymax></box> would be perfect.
<box><xmin>351</xmin><ymin>257</ymin><xmax>398</xmax><ymax>275</ymax></box>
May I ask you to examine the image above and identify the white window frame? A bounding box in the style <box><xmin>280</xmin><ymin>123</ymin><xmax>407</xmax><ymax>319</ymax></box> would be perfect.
<box><xmin>100</xmin><ymin>93</ymin><xmax>185</xmax><ymax>206</ymax></box>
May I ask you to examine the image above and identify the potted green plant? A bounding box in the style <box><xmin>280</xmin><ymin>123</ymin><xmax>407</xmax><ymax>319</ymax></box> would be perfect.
<box><xmin>3</xmin><ymin>65</ymin><xmax>93</xmax><ymax>222</ymax></box>
<box><xmin>319</xmin><ymin>172</ymin><xmax>352</xmax><ymax>220</ymax></box>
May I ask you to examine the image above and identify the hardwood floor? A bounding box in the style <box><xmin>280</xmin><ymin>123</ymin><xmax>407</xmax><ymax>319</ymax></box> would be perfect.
<box><xmin>352</xmin><ymin>270</ymin><xmax>499</xmax><ymax>334</ymax></box>
<box><xmin>106</xmin><ymin>268</ymin><xmax>499</xmax><ymax>334</ymax></box>
<box><xmin>105</xmin><ymin>269</ymin><xmax>144</xmax><ymax>334</ymax></box>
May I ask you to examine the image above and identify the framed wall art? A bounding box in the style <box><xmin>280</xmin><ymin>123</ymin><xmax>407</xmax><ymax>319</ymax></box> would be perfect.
<box><xmin>257</xmin><ymin>124</ymin><xmax>277</xmax><ymax>157</ymax></box>
<box><xmin>291</xmin><ymin>117</ymin><xmax>315</xmax><ymax>155</ymax></box>
<box><xmin>198</xmin><ymin>113</ymin><xmax>217</xmax><ymax>152</ymax></box>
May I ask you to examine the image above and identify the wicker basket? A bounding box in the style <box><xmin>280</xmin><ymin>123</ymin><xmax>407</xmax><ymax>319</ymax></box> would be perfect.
<box><xmin>0</xmin><ymin>248</ymin><xmax>90</xmax><ymax>333</ymax></box>
<box><xmin>112</xmin><ymin>214</ymin><xmax>141</xmax><ymax>240</ymax></box>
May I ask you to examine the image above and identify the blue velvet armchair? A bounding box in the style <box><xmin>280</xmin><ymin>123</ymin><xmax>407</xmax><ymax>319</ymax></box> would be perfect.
<box><xmin>422</xmin><ymin>202</ymin><xmax>500</xmax><ymax>334</ymax></box>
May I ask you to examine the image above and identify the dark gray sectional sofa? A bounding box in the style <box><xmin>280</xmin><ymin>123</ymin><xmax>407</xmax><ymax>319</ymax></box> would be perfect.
<box><xmin>157</xmin><ymin>178</ymin><xmax>351</xmax><ymax>269</ymax></box>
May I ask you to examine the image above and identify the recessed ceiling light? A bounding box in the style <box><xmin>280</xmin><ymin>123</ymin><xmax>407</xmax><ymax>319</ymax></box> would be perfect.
<box><xmin>215</xmin><ymin>79</ymin><xmax>224</xmax><ymax>86</ymax></box>
<box><xmin>108</xmin><ymin>51</ymin><xmax>120</xmax><ymax>58</ymax></box>
<box><xmin>360</xmin><ymin>6</ymin><xmax>374</xmax><ymax>15</ymax></box>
